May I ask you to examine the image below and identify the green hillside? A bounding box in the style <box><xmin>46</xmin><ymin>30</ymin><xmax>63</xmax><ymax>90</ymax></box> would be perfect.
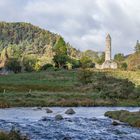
<box><xmin>0</xmin><ymin>22</ymin><xmax>81</xmax><ymax>71</ymax></box>
<box><xmin>0</xmin><ymin>22</ymin><xmax>59</xmax><ymax>54</ymax></box>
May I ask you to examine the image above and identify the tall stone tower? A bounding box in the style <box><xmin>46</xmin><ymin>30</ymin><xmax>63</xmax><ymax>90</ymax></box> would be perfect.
<box><xmin>95</xmin><ymin>33</ymin><xmax>118</xmax><ymax>69</ymax></box>
<box><xmin>105</xmin><ymin>34</ymin><xmax>111</xmax><ymax>61</ymax></box>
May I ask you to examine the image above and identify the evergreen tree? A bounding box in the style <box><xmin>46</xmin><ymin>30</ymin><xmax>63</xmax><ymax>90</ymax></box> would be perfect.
<box><xmin>135</xmin><ymin>40</ymin><xmax>140</xmax><ymax>53</ymax></box>
<box><xmin>114</xmin><ymin>53</ymin><xmax>125</xmax><ymax>62</ymax></box>
<box><xmin>54</xmin><ymin>37</ymin><xmax>67</xmax><ymax>55</ymax></box>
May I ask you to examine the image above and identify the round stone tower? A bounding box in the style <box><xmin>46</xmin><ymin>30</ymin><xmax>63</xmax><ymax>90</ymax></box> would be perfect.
<box><xmin>105</xmin><ymin>34</ymin><xmax>111</xmax><ymax>61</ymax></box>
<box><xmin>95</xmin><ymin>33</ymin><xmax>118</xmax><ymax>69</ymax></box>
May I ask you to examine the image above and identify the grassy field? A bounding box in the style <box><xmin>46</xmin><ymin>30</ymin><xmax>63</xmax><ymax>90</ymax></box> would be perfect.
<box><xmin>106</xmin><ymin>70</ymin><xmax>140</xmax><ymax>86</ymax></box>
<box><xmin>0</xmin><ymin>69</ymin><xmax>140</xmax><ymax>107</ymax></box>
<box><xmin>0</xmin><ymin>70</ymin><xmax>77</xmax><ymax>92</ymax></box>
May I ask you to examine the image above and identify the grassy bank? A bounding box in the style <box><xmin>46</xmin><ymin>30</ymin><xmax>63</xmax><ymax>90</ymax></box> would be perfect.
<box><xmin>0</xmin><ymin>70</ymin><xmax>77</xmax><ymax>92</ymax></box>
<box><xmin>0</xmin><ymin>70</ymin><xmax>140</xmax><ymax>107</ymax></box>
<box><xmin>105</xmin><ymin>110</ymin><xmax>140</xmax><ymax>128</ymax></box>
<box><xmin>0</xmin><ymin>130</ymin><xmax>29</xmax><ymax>140</ymax></box>
<box><xmin>0</xmin><ymin>91</ymin><xmax>140</xmax><ymax>107</ymax></box>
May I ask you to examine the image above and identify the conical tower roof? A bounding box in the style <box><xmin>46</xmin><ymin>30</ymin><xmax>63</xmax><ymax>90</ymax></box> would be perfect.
<box><xmin>106</xmin><ymin>33</ymin><xmax>111</xmax><ymax>39</ymax></box>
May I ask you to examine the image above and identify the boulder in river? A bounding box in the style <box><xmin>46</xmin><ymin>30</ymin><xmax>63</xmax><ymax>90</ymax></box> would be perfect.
<box><xmin>112</xmin><ymin>121</ymin><xmax>120</xmax><ymax>126</ymax></box>
<box><xmin>63</xmin><ymin>136</ymin><xmax>72</xmax><ymax>140</ymax></box>
<box><xmin>55</xmin><ymin>114</ymin><xmax>63</xmax><ymax>121</ymax></box>
<box><xmin>65</xmin><ymin>108</ymin><xmax>75</xmax><ymax>115</ymax></box>
<box><xmin>36</xmin><ymin>107</ymin><xmax>42</xmax><ymax>110</ymax></box>
<box><xmin>41</xmin><ymin>116</ymin><xmax>48</xmax><ymax>121</ymax></box>
<box><xmin>46</xmin><ymin>108</ymin><xmax>53</xmax><ymax>113</ymax></box>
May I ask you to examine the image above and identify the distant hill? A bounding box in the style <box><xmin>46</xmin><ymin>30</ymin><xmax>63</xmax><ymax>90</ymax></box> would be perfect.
<box><xmin>0</xmin><ymin>22</ymin><xmax>111</xmax><ymax>72</ymax></box>
<box><xmin>0</xmin><ymin>22</ymin><xmax>82</xmax><ymax>69</ymax></box>
<box><xmin>0</xmin><ymin>22</ymin><xmax>58</xmax><ymax>52</ymax></box>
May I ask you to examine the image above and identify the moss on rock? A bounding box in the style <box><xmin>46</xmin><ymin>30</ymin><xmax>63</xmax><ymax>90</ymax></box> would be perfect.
<box><xmin>105</xmin><ymin>110</ymin><xmax>140</xmax><ymax>128</ymax></box>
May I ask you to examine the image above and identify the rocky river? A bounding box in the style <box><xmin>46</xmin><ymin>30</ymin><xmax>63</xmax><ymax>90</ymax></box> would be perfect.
<box><xmin>0</xmin><ymin>107</ymin><xmax>140</xmax><ymax>140</ymax></box>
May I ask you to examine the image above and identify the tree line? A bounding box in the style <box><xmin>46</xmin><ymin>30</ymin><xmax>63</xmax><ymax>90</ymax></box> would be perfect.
<box><xmin>0</xmin><ymin>22</ymin><xmax>140</xmax><ymax>73</ymax></box>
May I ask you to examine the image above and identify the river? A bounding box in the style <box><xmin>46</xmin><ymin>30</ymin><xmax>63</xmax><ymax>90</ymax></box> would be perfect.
<box><xmin>0</xmin><ymin>107</ymin><xmax>140</xmax><ymax>140</ymax></box>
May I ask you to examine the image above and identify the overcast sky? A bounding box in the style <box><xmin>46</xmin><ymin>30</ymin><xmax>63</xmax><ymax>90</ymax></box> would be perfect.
<box><xmin>0</xmin><ymin>0</ymin><xmax>140</xmax><ymax>55</ymax></box>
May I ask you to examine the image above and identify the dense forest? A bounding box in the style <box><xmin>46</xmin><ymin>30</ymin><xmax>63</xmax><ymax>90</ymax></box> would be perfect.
<box><xmin>0</xmin><ymin>22</ymin><xmax>139</xmax><ymax>73</ymax></box>
<box><xmin>0</xmin><ymin>22</ymin><xmax>60</xmax><ymax>71</ymax></box>
<box><xmin>0</xmin><ymin>22</ymin><xmax>81</xmax><ymax>72</ymax></box>
<box><xmin>0</xmin><ymin>22</ymin><xmax>105</xmax><ymax>72</ymax></box>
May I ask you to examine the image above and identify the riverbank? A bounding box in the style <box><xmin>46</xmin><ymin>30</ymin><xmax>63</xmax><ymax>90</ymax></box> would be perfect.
<box><xmin>105</xmin><ymin>110</ymin><xmax>140</xmax><ymax>128</ymax></box>
<box><xmin>0</xmin><ymin>91</ymin><xmax>140</xmax><ymax>108</ymax></box>
<box><xmin>0</xmin><ymin>70</ymin><xmax>140</xmax><ymax>107</ymax></box>
<box><xmin>0</xmin><ymin>130</ymin><xmax>29</xmax><ymax>140</ymax></box>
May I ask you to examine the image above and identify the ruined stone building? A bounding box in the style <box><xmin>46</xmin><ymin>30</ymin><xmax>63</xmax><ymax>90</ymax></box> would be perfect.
<box><xmin>96</xmin><ymin>34</ymin><xmax>118</xmax><ymax>69</ymax></box>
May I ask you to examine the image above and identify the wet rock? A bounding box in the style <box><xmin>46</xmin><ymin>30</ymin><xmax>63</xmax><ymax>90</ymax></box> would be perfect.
<box><xmin>63</xmin><ymin>136</ymin><xmax>72</xmax><ymax>140</ymax></box>
<box><xmin>46</xmin><ymin>108</ymin><xmax>53</xmax><ymax>113</ymax></box>
<box><xmin>112</xmin><ymin>121</ymin><xmax>120</xmax><ymax>126</ymax></box>
<box><xmin>33</xmin><ymin>107</ymin><xmax>42</xmax><ymax>111</ymax></box>
<box><xmin>90</xmin><ymin>117</ymin><xmax>98</xmax><ymax>121</ymax></box>
<box><xmin>37</xmin><ymin>107</ymin><xmax>42</xmax><ymax>110</ymax></box>
<box><xmin>55</xmin><ymin>114</ymin><xmax>63</xmax><ymax>121</ymax></box>
<box><xmin>41</xmin><ymin>116</ymin><xmax>48</xmax><ymax>121</ymax></box>
<box><xmin>67</xmin><ymin>118</ymin><xmax>73</xmax><ymax>122</ymax></box>
<box><xmin>65</xmin><ymin>108</ymin><xmax>75</xmax><ymax>115</ymax></box>
<box><xmin>115</xmin><ymin>129</ymin><xmax>124</xmax><ymax>135</ymax></box>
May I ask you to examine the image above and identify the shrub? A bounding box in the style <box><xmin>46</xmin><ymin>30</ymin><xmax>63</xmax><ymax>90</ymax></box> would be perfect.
<box><xmin>80</xmin><ymin>56</ymin><xmax>93</xmax><ymax>68</ymax></box>
<box><xmin>34</xmin><ymin>62</ymin><xmax>42</xmax><ymax>72</ymax></box>
<box><xmin>78</xmin><ymin>69</ymin><xmax>93</xmax><ymax>85</ymax></box>
<box><xmin>132</xmin><ymin>85</ymin><xmax>140</xmax><ymax>98</ymax></box>
<box><xmin>114</xmin><ymin>53</ymin><xmax>125</xmax><ymax>62</ymax></box>
<box><xmin>5</xmin><ymin>58</ymin><xmax>21</xmax><ymax>73</ymax></box>
<box><xmin>120</xmin><ymin>62</ymin><xmax>128</xmax><ymax>70</ymax></box>
<box><xmin>41</xmin><ymin>64</ymin><xmax>54</xmax><ymax>70</ymax></box>
<box><xmin>23</xmin><ymin>57</ymin><xmax>37</xmax><ymax>72</ymax></box>
<box><xmin>88</xmin><ymin>72</ymin><xmax>136</xmax><ymax>99</ymax></box>
<box><xmin>53</xmin><ymin>54</ymin><xmax>69</xmax><ymax>68</ymax></box>
<box><xmin>71</xmin><ymin>59</ymin><xmax>81</xmax><ymax>68</ymax></box>
<box><xmin>97</xmin><ymin>77</ymin><xmax>135</xmax><ymax>99</ymax></box>
<box><xmin>66</xmin><ymin>62</ymin><xmax>73</xmax><ymax>70</ymax></box>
